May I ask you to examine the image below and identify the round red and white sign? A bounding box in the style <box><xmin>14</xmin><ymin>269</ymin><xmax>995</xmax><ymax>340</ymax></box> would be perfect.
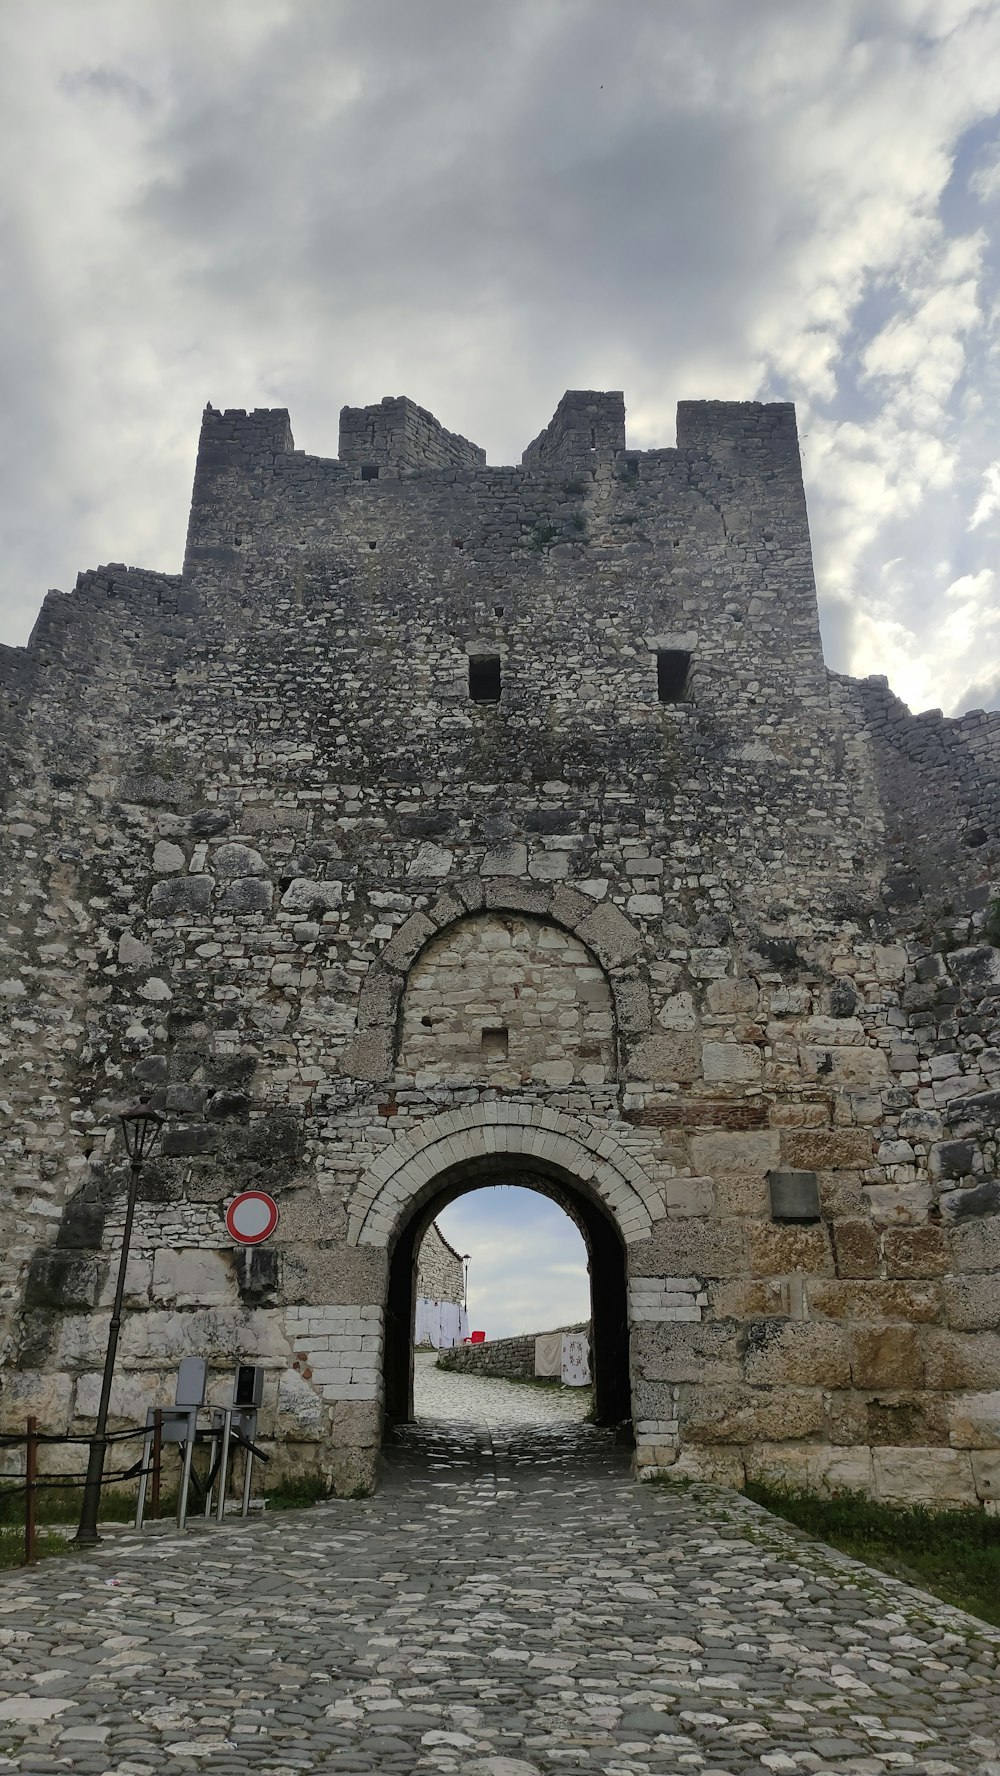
<box><xmin>225</xmin><ymin>1191</ymin><xmax>279</xmax><ymax>1246</ymax></box>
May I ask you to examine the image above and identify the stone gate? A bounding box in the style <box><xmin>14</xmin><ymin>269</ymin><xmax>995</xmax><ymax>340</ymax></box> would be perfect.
<box><xmin>1</xmin><ymin>389</ymin><xmax>999</xmax><ymax>1503</ymax></box>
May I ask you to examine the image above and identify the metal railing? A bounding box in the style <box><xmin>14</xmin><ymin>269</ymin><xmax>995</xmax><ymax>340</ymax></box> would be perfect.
<box><xmin>0</xmin><ymin>1414</ymin><xmax>267</xmax><ymax>1565</ymax></box>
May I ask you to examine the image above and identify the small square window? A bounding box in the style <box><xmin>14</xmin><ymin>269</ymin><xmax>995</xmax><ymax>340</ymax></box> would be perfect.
<box><xmin>481</xmin><ymin>1027</ymin><xmax>508</xmax><ymax>1060</ymax></box>
<box><xmin>469</xmin><ymin>656</ymin><xmax>501</xmax><ymax>702</ymax></box>
<box><xmin>361</xmin><ymin>463</ymin><xmax>379</xmax><ymax>481</ymax></box>
<box><xmin>657</xmin><ymin>649</ymin><xmax>690</xmax><ymax>703</ymax></box>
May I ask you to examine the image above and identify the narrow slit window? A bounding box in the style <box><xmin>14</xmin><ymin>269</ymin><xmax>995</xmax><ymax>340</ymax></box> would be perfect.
<box><xmin>657</xmin><ymin>649</ymin><xmax>691</xmax><ymax>704</ymax></box>
<box><xmin>361</xmin><ymin>463</ymin><xmax>379</xmax><ymax>481</ymax></box>
<box><xmin>481</xmin><ymin>1027</ymin><xmax>508</xmax><ymax>1060</ymax></box>
<box><xmin>469</xmin><ymin>655</ymin><xmax>501</xmax><ymax>702</ymax></box>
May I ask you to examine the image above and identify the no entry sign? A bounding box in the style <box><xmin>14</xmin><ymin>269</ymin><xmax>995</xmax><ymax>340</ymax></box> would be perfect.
<box><xmin>225</xmin><ymin>1191</ymin><xmax>279</xmax><ymax>1246</ymax></box>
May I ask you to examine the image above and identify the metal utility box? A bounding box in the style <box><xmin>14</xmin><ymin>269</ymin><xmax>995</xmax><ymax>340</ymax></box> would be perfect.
<box><xmin>234</xmin><ymin>1364</ymin><xmax>265</xmax><ymax>1408</ymax></box>
<box><xmin>767</xmin><ymin>1169</ymin><xmax>822</xmax><ymax>1223</ymax></box>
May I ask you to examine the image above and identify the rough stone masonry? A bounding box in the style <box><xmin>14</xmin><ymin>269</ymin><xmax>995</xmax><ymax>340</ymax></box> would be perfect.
<box><xmin>1</xmin><ymin>387</ymin><xmax>999</xmax><ymax>1503</ymax></box>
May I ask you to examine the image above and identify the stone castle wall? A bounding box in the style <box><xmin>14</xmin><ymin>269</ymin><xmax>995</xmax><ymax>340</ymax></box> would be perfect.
<box><xmin>438</xmin><ymin>1323</ymin><xmax>589</xmax><ymax>1382</ymax></box>
<box><xmin>0</xmin><ymin>388</ymin><xmax>998</xmax><ymax>1503</ymax></box>
<box><xmin>415</xmin><ymin>1222</ymin><xmax>463</xmax><ymax>1305</ymax></box>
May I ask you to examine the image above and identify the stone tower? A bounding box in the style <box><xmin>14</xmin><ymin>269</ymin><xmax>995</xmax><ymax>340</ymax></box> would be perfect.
<box><xmin>1</xmin><ymin>389</ymin><xmax>998</xmax><ymax>1503</ymax></box>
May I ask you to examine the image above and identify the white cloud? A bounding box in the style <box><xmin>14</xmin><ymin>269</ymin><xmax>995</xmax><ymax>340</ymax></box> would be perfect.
<box><xmin>435</xmin><ymin>1188</ymin><xmax>590</xmax><ymax>1339</ymax></box>
<box><xmin>1</xmin><ymin>0</ymin><xmax>1000</xmax><ymax>720</ymax></box>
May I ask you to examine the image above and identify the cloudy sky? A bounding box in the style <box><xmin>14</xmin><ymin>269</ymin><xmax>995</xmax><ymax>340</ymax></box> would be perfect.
<box><xmin>436</xmin><ymin>1187</ymin><xmax>590</xmax><ymax>1340</ymax></box>
<box><xmin>2</xmin><ymin>2</ymin><xmax>1000</xmax><ymax>711</ymax></box>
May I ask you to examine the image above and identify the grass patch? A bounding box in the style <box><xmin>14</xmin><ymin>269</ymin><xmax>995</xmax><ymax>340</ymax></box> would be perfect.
<box><xmin>0</xmin><ymin>1528</ymin><xmax>71</xmax><ymax>1570</ymax></box>
<box><xmin>746</xmin><ymin>1480</ymin><xmax>1000</xmax><ymax>1628</ymax></box>
<box><xmin>263</xmin><ymin>1473</ymin><xmax>330</xmax><ymax>1511</ymax></box>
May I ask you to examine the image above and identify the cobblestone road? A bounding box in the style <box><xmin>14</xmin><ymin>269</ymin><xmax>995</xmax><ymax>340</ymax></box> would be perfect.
<box><xmin>1</xmin><ymin>1368</ymin><xmax>998</xmax><ymax>1776</ymax></box>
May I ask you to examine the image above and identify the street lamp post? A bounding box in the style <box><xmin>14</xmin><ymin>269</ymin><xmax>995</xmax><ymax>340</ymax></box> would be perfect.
<box><xmin>75</xmin><ymin>1102</ymin><xmax>163</xmax><ymax>1547</ymax></box>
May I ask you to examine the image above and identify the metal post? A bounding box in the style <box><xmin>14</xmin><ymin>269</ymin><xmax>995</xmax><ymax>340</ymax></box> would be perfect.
<box><xmin>241</xmin><ymin>1440</ymin><xmax>254</xmax><ymax>1518</ymax></box>
<box><xmin>177</xmin><ymin>1428</ymin><xmax>196</xmax><ymax>1531</ymax></box>
<box><xmin>75</xmin><ymin>1103</ymin><xmax>161</xmax><ymax>1549</ymax></box>
<box><xmin>151</xmin><ymin>1409</ymin><xmax>162</xmax><ymax>1519</ymax></box>
<box><xmin>216</xmin><ymin>1408</ymin><xmax>233</xmax><ymax>1524</ymax></box>
<box><xmin>24</xmin><ymin>1417</ymin><xmax>37</xmax><ymax>1567</ymax></box>
<box><xmin>75</xmin><ymin>1155</ymin><xmax>143</xmax><ymax>1546</ymax></box>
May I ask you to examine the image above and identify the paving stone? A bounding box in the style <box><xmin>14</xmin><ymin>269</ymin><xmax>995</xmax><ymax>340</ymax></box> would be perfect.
<box><xmin>0</xmin><ymin>1374</ymin><xmax>998</xmax><ymax>1773</ymax></box>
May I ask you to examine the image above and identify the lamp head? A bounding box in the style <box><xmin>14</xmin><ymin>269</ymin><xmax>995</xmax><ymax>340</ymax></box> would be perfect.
<box><xmin>119</xmin><ymin>1102</ymin><xmax>164</xmax><ymax>1162</ymax></box>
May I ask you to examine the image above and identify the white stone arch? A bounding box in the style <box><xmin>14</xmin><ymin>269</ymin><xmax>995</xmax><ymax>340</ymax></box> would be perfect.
<box><xmin>348</xmin><ymin>1103</ymin><xmax>659</xmax><ymax>1250</ymax></box>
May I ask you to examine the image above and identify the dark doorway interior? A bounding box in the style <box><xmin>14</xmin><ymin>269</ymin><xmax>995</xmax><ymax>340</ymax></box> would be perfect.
<box><xmin>383</xmin><ymin>1158</ymin><xmax>631</xmax><ymax>1433</ymax></box>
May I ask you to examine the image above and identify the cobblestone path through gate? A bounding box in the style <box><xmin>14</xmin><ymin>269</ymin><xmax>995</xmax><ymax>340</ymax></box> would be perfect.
<box><xmin>0</xmin><ymin>1369</ymin><xmax>999</xmax><ymax>1776</ymax></box>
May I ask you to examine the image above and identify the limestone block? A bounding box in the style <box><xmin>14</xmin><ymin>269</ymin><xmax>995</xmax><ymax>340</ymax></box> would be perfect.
<box><xmin>55</xmin><ymin>1312</ymin><xmax>113</xmax><ymax>1367</ymax></box>
<box><xmin>139</xmin><ymin>976</ymin><xmax>172</xmax><ymax>1002</ymax></box>
<box><xmin>808</xmin><ymin>1278</ymin><xmax>942</xmax><ymax>1324</ymax></box>
<box><xmin>481</xmin><ymin>843</ymin><xmax>527</xmax><ymax>877</ymax></box>
<box><xmin>685</xmin><ymin>1384</ymin><xmax>823</xmax><ymax>1444</ymax></box>
<box><xmin>274</xmin><ymin>1193</ymin><xmax>348</xmax><ymax>1244</ymax></box>
<box><xmin>73</xmin><ymin>1369</ymin><xmax>167</xmax><ymax>1425</ymax></box>
<box><xmin>120</xmin><ymin>1307</ymin><xmax>290</xmax><ymax>1364</ymax></box>
<box><xmin>743</xmin><ymin>1320</ymin><xmax>851</xmax><ymax>1388</ymax></box>
<box><xmin>657</xmin><ymin>991</ymin><xmax>697</xmax><ymax>1030</ymax></box>
<box><xmin>148</xmin><ymin>875</ymin><xmax>215</xmax><ymax>915</ymax></box>
<box><xmin>929</xmin><ymin>1138</ymin><xmax>977</xmax><ymax>1180</ymax></box>
<box><xmin>708</xmin><ymin>979</ymin><xmax>761</xmax><ymax>1015</ymax></box>
<box><xmin>665</xmin><ymin>1175</ymin><xmax>714</xmax><ymax>1217</ymax></box>
<box><xmin>151</xmin><ymin>1248</ymin><xmax>235</xmax><ymax>1307</ymax></box>
<box><xmin>213</xmin><ymin>842</ymin><xmax>267</xmax><ymax>878</ymax></box>
<box><xmin>873</xmin><ymin>1446</ymin><xmax>975</xmax><ymax>1505</ymax></box>
<box><xmin>628</xmin><ymin>1219</ymin><xmax>748</xmax><ymax>1279</ymax></box>
<box><xmin>378</xmin><ymin>910</ymin><xmax>437</xmax><ymax>972</ymax></box>
<box><xmin>940</xmin><ymin>1180</ymin><xmax>1000</xmax><ymax>1220</ymax></box>
<box><xmin>613</xmin><ymin>971</ymin><xmax>652</xmax><ymax>1035</ymax></box>
<box><xmin>118</xmin><ymin>931</ymin><xmax>153</xmax><ymax>968</ymax></box>
<box><xmin>873</xmin><ymin>945</ymin><xmax>908</xmax><ymax>983</ymax></box>
<box><xmin>864</xmin><ymin>1182</ymin><xmax>933</xmax><ymax>1225</ymax></box>
<box><xmin>280</xmin><ymin>877</ymin><xmax>343</xmax><ymax>912</ymax></box>
<box><xmin>745</xmin><ymin>1443</ymin><xmax>874</xmax><ymax>1494</ymax></box>
<box><xmin>325</xmin><ymin>1446</ymin><xmax>377</xmax><ymax>1498</ymax></box>
<box><xmin>923</xmin><ymin>1329</ymin><xmax>1000</xmax><ymax>1391</ymax></box>
<box><xmin>748</xmin><ymin>1222</ymin><xmax>834</xmax><ymax>1278</ymax></box>
<box><xmin>850</xmin><ymin>1324</ymin><xmax>924</xmax><ymax>1388</ymax></box>
<box><xmin>950</xmin><ymin>1215</ymin><xmax>1000</xmax><ymax>1274</ymax></box>
<box><xmin>576</xmin><ymin>902</ymin><xmax>642</xmax><ymax>969</ymax></box>
<box><xmin>339</xmin><ymin>1029</ymin><xmax>393</xmax><ymax>1082</ymax></box>
<box><xmin>802</xmin><ymin>1015</ymin><xmax>867</xmax><ymax>1046</ymax></box>
<box><xmin>702</xmin><ymin>1041</ymin><xmax>761</xmax><ymax>1083</ymax></box>
<box><xmin>832</xmin><ymin>1219</ymin><xmax>880</xmax><ymax>1278</ymax></box>
<box><xmin>882</xmin><ymin>1226</ymin><xmax>948</xmax><ymax>1278</ymax></box>
<box><xmin>780</xmin><ymin>1130</ymin><xmax>874</xmax><ymax>1170</ymax></box>
<box><xmin>407</xmin><ymin>843</ymin><xmax>452</xmax><ymax>878</ymax></box>
<box><xmin>943</xmin><ymin>1274</ymin><xmax>1000</xmax><ymax>1331</ymax></box>
<box><xmin>96</xmin><ymin>1254</ymin><xmax>153</xmax><ymax>1308</ymax></box>
<box><xmin>669</xmin><ymin>1445</ymin><xmax>747</xmax><ymax>1487</ymax></box>
<box><xmin>275</xmin><ymin>1368</ymin><xmax>324</xmax><ymax>1436</ymax></box>
<box><xmin>287</xmin><ymin>1244</ymin><xmax>388</xmax><ymax>1306</ymax></box>
<box><xmin>328</xmin><ymin>1398</ymin><xmax>381</xmax><ymax>1448</ymax></box>
<box><xmin>713</xmin><ymin>1173</ymin><xmax>767</xmax><ymax>1217</ymax></box>
<box><xmin>626</xmin><ymin>1032</ymin><xmax>699</xmax><ymax>1084</ymax></box>
<box><xmin>948</xmin><ymin>945</ymin><xmax>1000</xmax><ymax>997</ymax></box>
<box><xmin>971</xmin><ymin>1450</ymin><xmax>1000</xmax><ymax>1501</ymax></box>
<box><xmin>152</xmin><ymin>840</ymin><xmax>185</xmax><ymax>873</ymax></box>
<box><xmin>0</xmin><ymin>1370</ymin><xmax>73</xmax><ymax>1434</ymax></box>
<box><xmin>637</xmin><ymin>1319</ymin><xmax>743</xmax><ymax>1385</ymax></box>
<box><xmin>220</xmin><ymin>876</ymin><xmax>274</xmax><ymax>912</ymax></box>
<box><xmin>948</xmin><ymin>1390</ymin><xmax>1000</xmax><ymax>1448</ymax></box>
<box><xmin>799</xmin><ymin>1044</ymin><xmax>890</xmax><ymax>1087</ymax></box>
<box><xmin>689</xmin><ymin>1129</ymin><xmax>781</xmax><ymax>1175</ymax></box>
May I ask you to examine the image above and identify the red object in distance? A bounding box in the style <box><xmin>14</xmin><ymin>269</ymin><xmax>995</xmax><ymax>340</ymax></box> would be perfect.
<box><xmin>225</xmin><ymin>1191</ymin><xmax>279</xmax><ymax>1246</ymax></box>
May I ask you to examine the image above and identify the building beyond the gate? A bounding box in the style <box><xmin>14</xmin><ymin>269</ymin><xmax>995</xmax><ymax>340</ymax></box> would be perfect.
<box><xmin>2</xmin><ymin>388</ymin><xmax>1000</xmax><ymax>1504</ymax></box>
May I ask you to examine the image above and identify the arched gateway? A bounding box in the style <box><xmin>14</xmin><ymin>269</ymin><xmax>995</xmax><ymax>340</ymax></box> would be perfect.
<box><xmin>4</xmin><ymin>389</ymin><xmax>1000</xmax><ymax>1512</ymax></box>
<box><xmin>350</xmin><ymin>1104</ymin><xmax>656</xmax><ymax>1431</ymax></box>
